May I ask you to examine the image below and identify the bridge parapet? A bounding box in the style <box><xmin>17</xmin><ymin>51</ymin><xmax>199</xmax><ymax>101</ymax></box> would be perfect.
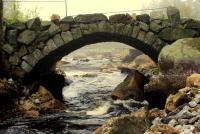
<box><xmin>1</xmin><ymin>7</ymin><xmax>200</xmax><ymax>81</ymax></box>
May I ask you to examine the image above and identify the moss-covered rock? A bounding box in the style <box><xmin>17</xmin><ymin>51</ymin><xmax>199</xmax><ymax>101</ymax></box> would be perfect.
<box><xmin>158</xmin><ymin>37</ymin><xmax>200</xmax><ymax>76</ymax></box>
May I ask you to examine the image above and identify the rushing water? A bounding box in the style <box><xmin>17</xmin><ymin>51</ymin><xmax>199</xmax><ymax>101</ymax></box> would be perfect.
<box><xmin>1</xmin><ymin>43</ymin><xmax>148</xmax><ymax>134</ymax></box>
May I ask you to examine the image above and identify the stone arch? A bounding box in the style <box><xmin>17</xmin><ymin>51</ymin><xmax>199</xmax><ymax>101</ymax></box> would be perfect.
<box><xmin>2</xmin><ymin>9</ymin><xmax>200</xmax><ymax>82</ymax></box>
<box><xmin>24</xmin><ymin>30</ymin><xmax>165</xmax><ymax>83</ymax></box>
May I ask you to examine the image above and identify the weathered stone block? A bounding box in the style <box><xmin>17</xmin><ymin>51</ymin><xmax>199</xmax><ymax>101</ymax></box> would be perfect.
<box><xmin>18</xmin><ymin>30</ymin><xmax>37</xmax><ymax>45</ymax></box>
<box><xmin>150</xmin><ymin>11</ymin><xmax>165</xmax><ymax>20</ymax></box>
<box><xmin>27</xmin><ymin>17</ymin><xmax>41</xmax><ymax>31</ymax></box>
<box><xmin>74</xmin><ymin>14</ymin><xmax>107</xmax><ymax>23</ymax></box>
<box><xmin>150</xmin><ymin>22</ymin><xmax>162</xmax><ymax>33</ymax></box>
<box><xmin>22</xmin><ymin>54</ymin><xmax>38</xmax><ymax>66</ymax></box>
<box><xmin>167</xmin><ymin>6</ymin><xmax>180</xmax><ymax>26</ymax></box>
<box><xmin>115</xmin><ymin>23</ymin><xmax>125</xmax><ymax>34</ymax></box>
<box><xmin>2</xmin><ymin>44</ymin><xmax>14</xmax><ymax>54</ymax></box>
<box><xmin>43</xmin><ymin>39</ymin><xmax>57</xmax><ymax>55</ymax></box>
<box><xmin>18</xmin><ymin>46</ymin><xmax>28</xmax><ymax>57</ymax></box>
<box><xmin>32</xmin><ymin>49</ymin><xmax>44</xmax><ymax>60</ymax></box>
<box><xmin>48</xmin><ymin>23</ymin><xmax>61</xmax><ymax>36</ymax></box>
<box><xmin>136</xmin><ymin>14</ymin><xmax>150</xmax><ymax>24</ymax></box>
<box><xmin>61</xmin><ymin>31</ymin><xmax>73</xmax><ymax>43</ymax></box>
<box><xmin>137</xmin><ymin>30</ymin><xmax>146</xmax><ymax>41</ymax></box>
<box><xmin>21</xmin><ymin>61</ymin><xmax>32</xmax><ymax>73</ymax></box>
<box><xmin>71</xmin><ymin>28</ymin><xmax>82</xmax><ymax>39</ymax></box>
<box><xmin>36</xmin><ymin>30</ymin><xmax>50</xmax><ymax>43</ymax></box>
<box><xmin>139</xmin><ymin>22</ymin><xmax>149</xmax><ymax>32</ymax></box>
<box><xmin>98</xmin><ymin>21</ymin><xmax>110</xmax><ymax>32</ymax></box>
<box><xmin>60</xmin><ymin>16</ymin><xmax>75</xmax><ymax>24</ymax></box>
<box><xmin>41</xmin><ymin>21</ymin><xmax>51</xmax><ymax>31</ymax></box>
<box><xmin>88</xmin><ymin>23</ymin><xmax>98</xmax><ymax>33</ymax></box>
<box><xmin>144</xmin><ymin>32</ymin><xmax>156</xmax><ymax>45</ymax></box>
<box><xmin>53</xmin><ymin>34</ymin><xmax>64</xmax><ymax>47</ymax></box>
<box><xmin>7</xmin><ymin>30</ymin><xmax>18</xmax><ymax>44</ymax></box>
<box><xmin>109</xmin><ymin>14</ymin><xmax>132</xmax><ymax>23</ymax></box>
<box><xmin>60</xmin><ymin>23</ymin><xmax>70</xmax><ymax>32</ymax></box>
<box><xmin>131</xmin><ymin>25</ymin><xmax>140</xmax><ymax>38</ymax></box>
<box><xmin>159</xmin><ymin>28</ymin><xmax>198</xmax><ymax>42</ymax></box>
<box><xmin>122</xmin><ymin>24</ymin><xmax>133</xmax><ymax>36</ymax></box>
<box><xmin>9</xmin><ymin>55</ymin><xmax>20</xmax><ymax>65</ymax></box>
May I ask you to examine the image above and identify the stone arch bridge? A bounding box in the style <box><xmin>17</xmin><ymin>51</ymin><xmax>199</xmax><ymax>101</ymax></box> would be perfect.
<box><xmin>1</xmin><ymin>7</ymin><xmax>200</xmax><ymax>82</ymax></box>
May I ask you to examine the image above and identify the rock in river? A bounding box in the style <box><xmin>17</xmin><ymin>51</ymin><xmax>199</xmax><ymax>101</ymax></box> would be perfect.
<box><xmin>111</xmin><ymin>69</ymin><xmax>149</xmax><ymax>101</ymax></box>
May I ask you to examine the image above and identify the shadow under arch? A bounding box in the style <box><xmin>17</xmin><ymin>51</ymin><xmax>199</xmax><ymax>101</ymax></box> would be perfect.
<box><xmin>24</xmin><ymin>32</ymin><xmax>159</xmax><ymax>83</ymax></box>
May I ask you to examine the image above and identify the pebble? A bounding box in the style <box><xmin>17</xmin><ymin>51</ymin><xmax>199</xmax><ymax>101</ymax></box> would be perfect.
<box><xmin>178</xmin><ymin>119</ymin><xmax>189</xmax><ymax>125</ymax></box>
<box><xmin>189</xmin><ymin>116</ymin><xmax>199</xmax><ymax>124</ymax></box>
<box><xmin>180</xmin><ymin>125</ymin><xmax>195</xmax><ymax>134</ymax></box>
<box><xmin>168</xmin><ymin>119</ymin><xmax>178</xmax><ymax>127</ymax></box>
<box><xmin>152</xmin><ymin>117</ymin><xmax>162</xmax><ymax>126</ymax></box>
<box><xmin>189</xmin><ymin>101</ymin><xmax>197</xmax><ymax>108</ymax></box>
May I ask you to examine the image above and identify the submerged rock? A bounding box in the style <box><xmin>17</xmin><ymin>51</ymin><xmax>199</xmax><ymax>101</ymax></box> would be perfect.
<box><xmin>111</xmin><ymin>70</ymin><xmax>148</xmax><ymax>100</ymax></box>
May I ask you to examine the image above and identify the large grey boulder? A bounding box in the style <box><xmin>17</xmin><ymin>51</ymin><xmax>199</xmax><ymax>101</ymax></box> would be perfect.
<box><xmin>158</xmin><ymin>37</ymin><xmax>200</xmax><ymax>75</ymax></box>
<box><xmin>18</xmin><ymin>30</ymin><xmax>37</xmax><ymax>45</ymax></box>
<box><xmin>74</xmin><ymin>14</ymin><xmax>107</xmax><ymax>23</ymax></box>
<box><xmin>159</xmin><ymin>27</ymin><xmax>198</xmax><ymax>42</ymax></box>
<box><xmin>167</xmin><ymin>6</ymin><xmax>180</xmax><ymax>26</ymax></box>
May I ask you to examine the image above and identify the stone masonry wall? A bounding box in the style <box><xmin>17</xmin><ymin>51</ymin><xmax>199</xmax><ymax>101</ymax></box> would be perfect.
<box><xmin>1</xmin><ymin>7</ymin><xmax>200</xmax><ymax>80</ymax></box>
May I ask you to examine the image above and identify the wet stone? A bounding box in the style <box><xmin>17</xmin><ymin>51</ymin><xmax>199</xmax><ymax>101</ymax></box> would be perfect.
<box><xmin>18</xmin><ymin>46</ymin><xmax>28</xmax><ymax>57</ymax></box>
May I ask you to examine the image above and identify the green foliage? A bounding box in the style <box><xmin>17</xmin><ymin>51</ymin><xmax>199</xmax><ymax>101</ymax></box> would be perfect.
<box><xmin>3</xmin><ymin>1</ymin><xmax>40</xmax><ymax>24</ymax></box>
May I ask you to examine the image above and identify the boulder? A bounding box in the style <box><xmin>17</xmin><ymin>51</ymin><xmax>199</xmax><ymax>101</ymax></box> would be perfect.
<box><xmin>111</xmin><ymin>70</ymin><xmax>148</xmax><ymax>100</ymax></box>
<box><xmin>109</xmin><ymin>14</ymin><xmax>132</xmax><ymax>23</ymax></box>
<box><xmin>18</xmin><ymin>30</ymin><xmax>37</xmax><ymax>45</ymax></box>
<box><xmin>167</xmin><ymin>6</ymin><xmax>180</xmax><ymax>26</ymax></box>
<box><xmin>74</xmin><ymin>14</ymin><xmax>107</xmax><ymax>23</ymax></box>
<box><xmin>93</xmin><ymin>107</ymin><xmax>149</xmax><ymax>134</ymax></box>
<box><xmin>158</xmin><ymin>37</ymin><xmax>200</xmax><ymax>75</ymax></box>
<box><xmin>159</xmin><ymin>27</ymin><xmax>198</xmax><ymax>42</ymax></box>
<box><xmin>136</xmin><ymin>14</ymin><xmax>150</xmax><ymax>24</ymax></box>
<box><xmin>164</xmin><ymin>87</ymin><xmax>194</xmax><ymax>113</ymax></box>
<box><xmin>186</xmin><ymin>74</ymin><xmax>200</xmax><ymax>88</ymax></box>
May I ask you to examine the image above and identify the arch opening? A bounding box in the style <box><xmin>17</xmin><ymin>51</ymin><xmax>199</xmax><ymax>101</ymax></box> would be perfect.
<box><xmin>24</xmin><ymin>32</ymin><xmax>159</xmax><ymax>83</ymax></box>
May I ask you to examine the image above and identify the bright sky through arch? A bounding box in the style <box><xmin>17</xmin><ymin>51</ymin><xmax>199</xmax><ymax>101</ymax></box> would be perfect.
<box><xmin>19</xmin><ymin>0</ymin><xmax>153</xmax><ymax>20</ymax></box>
